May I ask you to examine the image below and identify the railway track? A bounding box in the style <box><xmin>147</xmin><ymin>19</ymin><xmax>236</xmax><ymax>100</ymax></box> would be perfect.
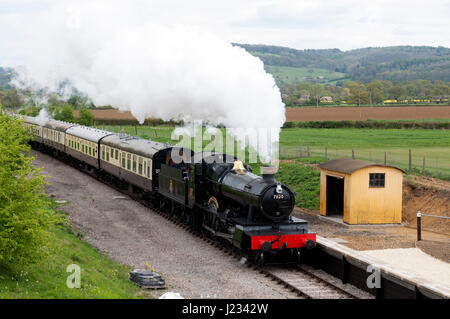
<box><xmin>37</xmin><ymin>149</ymin><xmax>363</xmax><ymax>299</ymax></box>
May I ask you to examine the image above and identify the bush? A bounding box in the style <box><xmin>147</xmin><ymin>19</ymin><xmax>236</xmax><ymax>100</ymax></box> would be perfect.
<box><xmin>275</xmin><ymin>162</ymin><xmax>320</xmax><ymax>210</ymax></box>
<box><xmin>0</xmin><ymin>110</ymin><xmax>59</xmax><ymax>270</ymax></box>
<box><xmin>77</xmin><ymin>108</ymin><xmax>94</xmax><ymax>126</ymax></box>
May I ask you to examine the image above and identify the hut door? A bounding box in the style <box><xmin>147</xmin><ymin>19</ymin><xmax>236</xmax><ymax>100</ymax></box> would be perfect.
<box><xmin>326</xmin><ymin>175</ymin><xmax>344</xmax><ymax>216</ymax></box>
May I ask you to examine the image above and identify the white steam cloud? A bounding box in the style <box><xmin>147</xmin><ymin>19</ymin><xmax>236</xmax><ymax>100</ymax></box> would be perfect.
<box><xmin>35</xmin><ymin>108</ymin><xmax>51</xmax><ymax>126</ymax></box>
<box><xmin>10</xmin><ymin>1</ymin><xmax>285</xmax><ymax>160</ymax></box>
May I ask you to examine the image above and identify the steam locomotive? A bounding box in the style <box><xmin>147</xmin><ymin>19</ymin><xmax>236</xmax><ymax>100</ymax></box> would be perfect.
<box><xmin>23</xmin><ymin>115</ymin><xmax>316</xmax><ymax>265</ymax></box>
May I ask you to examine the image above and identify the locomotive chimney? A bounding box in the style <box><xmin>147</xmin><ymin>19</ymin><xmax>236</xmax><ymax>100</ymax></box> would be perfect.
<box><xmin>261</xmin><ymin>165</ymin><xmax>276</xmax><ymax>182</ymax></box>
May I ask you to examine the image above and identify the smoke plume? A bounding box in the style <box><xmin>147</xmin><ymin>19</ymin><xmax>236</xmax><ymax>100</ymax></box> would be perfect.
<box><xmin>10</xmin><ymin>1</ymin><xmax>285</xmax><ymax>160</ymax></box>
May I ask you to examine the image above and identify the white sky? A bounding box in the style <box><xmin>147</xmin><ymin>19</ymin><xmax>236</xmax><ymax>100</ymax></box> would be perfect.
<box><xmin>1</xmin><ymin>0</ymin><xmax>449</xmax><ymax>65</ymax></box>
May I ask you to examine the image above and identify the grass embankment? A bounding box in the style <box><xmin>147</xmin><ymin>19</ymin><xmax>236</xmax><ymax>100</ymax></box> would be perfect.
<box><xmin>275</xmin><ymin>162</ymin><xmax>320</xmax><ymax>210</ymax></box>
<box><xmin>0</xmin><ymin>210</ymin><xmax>143</xmax><ymax>299</ymax></box>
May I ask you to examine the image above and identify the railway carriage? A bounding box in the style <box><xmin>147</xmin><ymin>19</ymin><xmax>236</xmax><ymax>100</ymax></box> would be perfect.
<box><xmin>99</xmin><ymin>134</ymin><xmax>167</xmax><ymax>192</ymax></box>
<box><xmin>42</xmin><ymin>120</ymin><xmax>74</xmax><ymax>153</ymax></box>
<box><xmin>65</xmin><ymin>126</ymin><xmax>112</xmax><ymax>168</ymax></box>
<box><xmin>23</xmin><ymin>116</ymin><xmax>44</xmax><ymax>144</ymax></box>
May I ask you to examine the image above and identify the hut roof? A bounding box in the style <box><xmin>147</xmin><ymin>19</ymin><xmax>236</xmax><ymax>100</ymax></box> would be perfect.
<box><xmin>318</xmin><ymin>158</ymin><xmax>405</xmax><ymax>174</ymax></box>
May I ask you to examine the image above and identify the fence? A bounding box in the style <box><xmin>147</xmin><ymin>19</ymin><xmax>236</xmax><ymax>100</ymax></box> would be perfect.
<box><xmin>279</xmin><ymin>145</ymin><xmax>450</xmax><ymax>181</ymax></box>
<box><xmin>416</xmin><ymin>211</ymin><xmax>450</xmax><ymax>241</ymax></box>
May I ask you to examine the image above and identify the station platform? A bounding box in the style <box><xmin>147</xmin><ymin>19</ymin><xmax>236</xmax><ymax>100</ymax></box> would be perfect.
<box><xmin>317</xmin><ymin>236</ymin><xmax>450</xmax><ymax>298</ymax></box>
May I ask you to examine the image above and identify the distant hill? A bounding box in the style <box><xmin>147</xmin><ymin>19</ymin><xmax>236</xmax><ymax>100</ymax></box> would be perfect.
<box><xmin>234</xmin><ymin>44</ymin><xmax>450</xmax><ymax>85</ymax></box>
<box><xmin>2</xmin><ymin>45</ymin><xmax>450</xmax><ymax>89</ymax></box>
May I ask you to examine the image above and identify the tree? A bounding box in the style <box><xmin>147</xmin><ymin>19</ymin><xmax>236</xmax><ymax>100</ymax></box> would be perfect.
<box><xmin>77</xmin><ymin>108</ymin><xmax>94</xmax><ymax>126</ymax></box>
<box><xmin>53</xmin><ymin>103</ymin><xmax>75</xmax><ymax>122</ymax></box>
<box><xmin>345</xmin><ymin>82</ymin><xmax>369</xmax><ymax>105</ymax></box>
<box><xmin>0</xmin><ymin>109</ymin><xmax>58</xmax><ymax>270</ymax></box>
<box><xmin>19</xmin><ymin>105</ymin><xmax>42</xmax><ymax>117</ymax></box>
<box><xmin>67</xmin><ymin>95</ymin><xmax>81</xmax><ymax>109</ymax></box>
<box><xmin>2</xmin><ymin>89</ymin><xmax>23</xmax><ymax>109</ymax></box>
<box><xmin>367</xmin><ymin>81</ymin><xmax>385</xmax><ymax>104</ymax></box>
<box><xmin>309</xmin><ymin>83</ymin><xmax>323</xmax><ymax>107</ymax></box>
<box><xmin>388</xmin><ymin>85</ymin><xmax>406</xmax><ymax>100</ymax></box>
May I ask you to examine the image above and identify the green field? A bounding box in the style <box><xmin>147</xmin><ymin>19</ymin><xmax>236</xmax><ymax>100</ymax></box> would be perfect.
<box><xmin>279</xmin><ymin>128</ymin><xmax>450</xmax><ymax>179</ymax></box>
<box><xmin>0</xmin><ymin>208</ymin><xmax>144</xmax><ymax>299</ymax></box>
<box><xmin>264</xmin><ymin>65</ymin><xmax>346</xmax><ymax>86</ymax></box>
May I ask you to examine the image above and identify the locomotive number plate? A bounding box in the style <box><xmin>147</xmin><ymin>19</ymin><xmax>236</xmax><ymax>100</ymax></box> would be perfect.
<box><xmin>272</xmin><ymin>194</ymin><xmax>285</xmax><ymax>200</ymax></box>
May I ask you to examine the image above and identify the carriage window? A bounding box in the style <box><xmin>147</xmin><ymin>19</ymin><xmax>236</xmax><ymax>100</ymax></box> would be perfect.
<box><xmin>77</xmin><ymin>142</ymin><xmax>80</xmax><ymax>150</ymax></box>
<box><xmin>138</xmin><ymin>158</ymin><xmax>143</xmax><ymax>175</ymax></box>
<box><xmin>122</xmin><ymin>153</ymin><xmax>126</xmax><ymax>168</ymax></box>
<box><xmin>115</xmin><ymin>149</ymin><xmax>118</xmax><ymax>160</ymax></box>
<box><xmin>147</xmin><ymin>164</ymin><xmax>151</xmax><ymax>178</ymax></box>
<box><xmin>369</xmin><ymin>173</ymin><xmax>385</xmax><ymax>188</ymax></box>
<box><xmin>82</xmin><ymin>145</ymin><xmax>85</xmax><ymax>152</ymax></box>
<box><xmin>102</xmin><ymin>147</ymin><xmax>105</xmax><ymax>160</ymax></box>
<box><xmin>89</xmin><ymin>147</ymin><xmax>92</xmax><ymax>155</ymax></box>
<box><xmin>127</xmin><ymin>154</ymin><xmax>131</xmax><ymax>170</ymax></box>
<box><xmin>132</xmin><ymin>155</ymin><xmax>137</xmax><ymax>172</ymax></box>
<box><xmin>110</xmin><ymin>148</ymin><xmax>114</xmax><ymax>158</ymax></box>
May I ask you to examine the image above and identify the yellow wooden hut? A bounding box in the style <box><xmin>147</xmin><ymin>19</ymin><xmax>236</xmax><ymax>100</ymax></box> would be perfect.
<box><xmin>318</xmin><ymin>158</ymin><xmax>405</xmax><ymax>224</ymax></box>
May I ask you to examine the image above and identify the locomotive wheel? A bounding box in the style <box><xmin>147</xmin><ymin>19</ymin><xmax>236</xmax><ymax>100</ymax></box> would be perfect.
<box><xmin>169</xmin><ymin>202</ymin><xmax>175</xmax><ymax>218</ymax></box>
<box><xmin>295</xmin><ymin>249</ymin><xmax>301</xmax><ymax>264</ymax></box>
<box><xmin>255</xmin><ymin>252</ymin><xmax>265</xmax><ymax>267</ymax></box>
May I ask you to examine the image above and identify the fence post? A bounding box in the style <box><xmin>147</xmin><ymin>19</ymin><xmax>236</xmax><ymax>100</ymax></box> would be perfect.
<box><xmin>352</xmin><ymin>149</ymin><xmax>355</xmax><ymax>159</ymax></box>
<box><xmin>384</xmin><ymin>152</ymin><xmax>387</xmax><ymax>165</ymax></box>
<box><xmin>135</xmin><ymin>125</ymin><xmax>138</xmax><ymax>136</ymax></box>
<box><xmin>307</xmin><ymin>145</ymin><xmax>310</xmax><ymax>157</ymax></box>
<box><xmin>422</xmin><ymin>156</ymin><xmax>425</xmax><ymax>175</ymax></box>
<box><xmin>325</xmin><ymin>147</ymin><xmax>327</xmax><ymax>160</ymax></box>
<box><xmin>299</xmin><ymin>145</ymin><xmax>303</xmax><ymax>158</ymax></box>
<box><xmin>409</xmin><ymin>149</ymin><xmax>412</xmax><ymax>171</ymax></box>
<box><xmin>436</xmin><ymin>159</ymin><xmax>439</xmax><ymax>178</ymax></box>
<box><xmin>417</xmin><ymin>211</ymin><xmax>421</xmax><ymax>241</ymax></box>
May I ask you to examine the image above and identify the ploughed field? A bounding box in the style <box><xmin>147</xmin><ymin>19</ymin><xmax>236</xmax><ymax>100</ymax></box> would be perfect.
<box><xmin>81</xmin><ymin>106</ymin><xmax>450</xmax><ymax>122</ymax></box>
<box><xmin>285</xmin><ymin>106</ymin><xmax>450</xmax><ymax>122</ymax></box>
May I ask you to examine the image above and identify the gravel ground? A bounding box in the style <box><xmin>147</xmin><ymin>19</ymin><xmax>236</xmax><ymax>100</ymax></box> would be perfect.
<box><xmin>32</xmin><ymin>150</ymin><xmax>304</xmax><ymax>299</ymax></box>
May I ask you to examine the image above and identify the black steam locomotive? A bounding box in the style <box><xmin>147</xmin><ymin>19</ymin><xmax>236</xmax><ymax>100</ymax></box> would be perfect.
<box><xmin>23</xmin><ymin>116</ymin><xmax>316</xmax><ymax>264</ymax></box>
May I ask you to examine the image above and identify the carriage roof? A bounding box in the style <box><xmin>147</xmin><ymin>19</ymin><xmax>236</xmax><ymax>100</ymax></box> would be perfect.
<box><xmin>66</xmin><ymin>125</ymin><xmax>113</xmax><ymax>142</ymax></box>
<box><xmin>101</xmin><ymin>134</ymin><xmax>170</xmax><ymax>158</ymax></box>
<box><xmin>43</xmin><ymin>119</ymin><xmax>76</xmax><ymax>132</ymax></box>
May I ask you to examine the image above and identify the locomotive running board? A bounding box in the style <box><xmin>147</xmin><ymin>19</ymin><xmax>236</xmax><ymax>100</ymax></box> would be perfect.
<box><xmin>202</xmin><ymin>224</ymin><xmax>233</xmax><ymax>240</ymax></box>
